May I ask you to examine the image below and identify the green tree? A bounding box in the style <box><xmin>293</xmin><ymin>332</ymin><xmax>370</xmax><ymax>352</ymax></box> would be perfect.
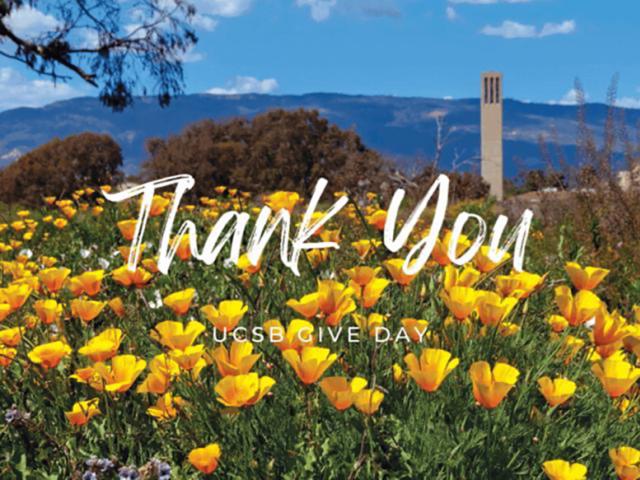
<box><xmin>0</xmin><ymin>0</ymin><xmax>197</xmax><ymax>109</ymax></box>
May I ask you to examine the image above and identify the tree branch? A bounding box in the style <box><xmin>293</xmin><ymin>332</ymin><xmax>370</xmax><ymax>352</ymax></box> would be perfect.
<box><xmin>0</xmin><ymin>20</ymin><xmax>98</xmax><ymax>85</ymax></box>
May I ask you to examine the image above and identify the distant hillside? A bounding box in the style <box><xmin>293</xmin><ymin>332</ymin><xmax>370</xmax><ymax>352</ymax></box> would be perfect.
<box><xmin>1</xmin><ymin>93</ymin><xmax>638</xmax><ymax>176</ymax></box>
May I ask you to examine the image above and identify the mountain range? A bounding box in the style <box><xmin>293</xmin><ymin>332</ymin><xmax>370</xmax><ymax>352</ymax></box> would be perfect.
<box><xmin>1</xmin><ymin>93</ymin><xmax>638</xmax><ymax>177</ymax></box>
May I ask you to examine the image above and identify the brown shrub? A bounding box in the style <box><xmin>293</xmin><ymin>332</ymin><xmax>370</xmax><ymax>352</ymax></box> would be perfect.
<box><xmin>141</xmin><ymin>109</ymin><xmax>390</xmax><ymax>197</ymax></box>
<box><xmin>528</xmin><ymin>77</ymin><xmax>640</xmax><ymax>305</ymax></box>
<box><xmin>537</xmin><ymin>79</ymin><xmax>640</xmax><ymax>252</ymax></box>
<box><xmin>0</xmin><ymin>132</ymin><xmax>123</xmax><ymax>205</ymax></box>
<box><xmin>412</xmin><ymin>165</ymin><xmax>489</xmax><ymax>203</ymax></box>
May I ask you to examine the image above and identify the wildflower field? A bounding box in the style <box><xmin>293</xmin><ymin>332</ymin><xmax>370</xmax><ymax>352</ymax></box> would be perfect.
<box><xmin>1</xmin><ymin>185</ymin><xmax>639</xmax><ymax>480</ymax></box>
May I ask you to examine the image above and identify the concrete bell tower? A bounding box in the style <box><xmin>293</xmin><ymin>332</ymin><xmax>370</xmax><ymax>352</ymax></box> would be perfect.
<box><xmin>481</xmin><ymin>71</ymin><xmax>503</xmax><ymax>200</ymax></box>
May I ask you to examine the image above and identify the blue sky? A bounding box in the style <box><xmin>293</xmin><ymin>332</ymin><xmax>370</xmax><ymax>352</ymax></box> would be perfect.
<box><xmin>1</xmin><ymin>0</ymin><xmax>639</xmax><ymax>110</ymax></box>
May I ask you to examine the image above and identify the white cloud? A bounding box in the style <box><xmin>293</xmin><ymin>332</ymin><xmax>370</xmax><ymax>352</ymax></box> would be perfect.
<box><xmin>558</xmin><ymin>88</ymin><xmax>580</xmax><ymax>105</ymax></box>
<box><xmin>481</xmin><ymin>20</ymin><xmax>535</xmax><ymax>38</ymax></box>
<box><xmin>0</xmin><ymin>67</ymin><xmax>80</xmax><ymax>111</ymax></box>
<box><xmin>5</xmin><ymin>5</ymin><xmax>60</xmax><ymax>38</ymax></box>
<box><xmin>123</xmin><ymin>23</ymin><xmax>147</xmax><ymax>40</ymax></box>
<box><xmin>296</xmin><ymin>0</ymin><xmax>338</xmax><ymax>22</ymax></box>
<box><xmin>195</xmin><ymin>0</ymin><xmax>253</xmax><ymax>17</ymax></box>
<box><xmin>616</xmin><ymin>97</ymin><xmax>640</xmax><ymax>110</ymax></box>
<box><xmin>446</xmin><ymin>6</ymin><xmax>458</xmax><ymax>20</ymax></box>
<box><xmin>548</xmin><ymin>88</ymin><xmax>587</xmax><ymax>106</ymax></box>
<box><xmin>178</xmin><ymin>0</ymin><xmax>248</xmax><ymax>33</ymax></box>
<box><xmin>180</xmin><ymin>45</ymin><xmax>206</xmax><ymax>63</ymax></box>
<box><xmin>295</xmin><ymin>0</ymin><xmax>399</xmax><ymax>21</ymax></box>
<box><xmin>191</xmin><ymin>13</ymin><xmax>219</xmax><ymax>31</ymax></box>
<box><xmin>207</xmin><ymin>76</ymin><xmax>279</xmax><ymax>95</ymax></box>
<box><xmin>77</xmin><ymin>29</ymin><xmax>100</xmax><ymax>49</ymax></box>
<box><xmin>539</xmin><ymin>20</ymin><xmax>576</xmax><ymax>37</ymax></box>
<box><xmin>547</xmin><ymin>89</ymin><xmax>640</xmax><ymax>109</ymax></box>
<box><xmin>481</xmin><ymin>19</ymin><xmax>575</xmax><ymax>39</ymax></box>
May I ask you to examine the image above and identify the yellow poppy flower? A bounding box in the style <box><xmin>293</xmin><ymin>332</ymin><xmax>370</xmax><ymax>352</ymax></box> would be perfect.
<box><xmin>365</xmin><ymin>209</ymin><xmax>387</xmax><ymax>231</ymax></box>
<box><xmin>210</xmin><ymin>341</ymin><xmax>261</xmax><ymax>376</ymax></box>
<box><xmin>0</xmin><ymin>326</ymin><xmax>24</xmax><ymax>347</ymax></box>
<box><xmin>609</xmin><ymin>446</ymin><xmax>640</xmax><ymax>480</ymax></box>
<box><xmin>542</xmin><ymin>460</ymin><xmax>587</xmax><ymax>480</ymax></box>
<box><xmin>201</xmin><ymin>300</ymin><xmax>248</xmax><ymax>332</ymax></box>
<box><xmin>351</xmin><ymin>239</ymin><xmax>381</xmax><ymax>259</ymax></box>
<box><xmin>108</xmin><ymin>297</ymin><xmax>126</xmax><ymax>317</ymax></box>
<box><xmin>214</xmin><ymin>372</ymin><xmax>275</xmax><ymax>407</ymax></box>
<box><xmin>0</xmin><ymin>283</ymin><xmax>32</xmax><ymax>312</ymax></box>
<box><xmin>495</xmin><ymin>271</ymin><xmax>544</xmax><ymax>299</ymax></box>
<box><xmin>469</xmin><ymin>361</ymin><xmax>520</xmax><ymax>409</ymax></box>
<box><xmin>0</xmin><ymin>346</ymin><xmax>17</xmax><ymax>367</ymax></box>
<box><xmin>350</xmin><ymin>276</ymin><xmax>390</xmax><ymax>309</ymax></box>
<box><xmin>384</xmin><ymin>258</ymin><xmax>419</xmax><ymax>286</ymax></box>
<box><xmin>65</xmin><ymin>398</ymin><xmax>101</xmax><ymax>426</ymax></box>
<box><xmin>443</xmin><ymin>265</ymin><xmax>481</xmax><ymax>292</ymax></box>
<box><xmin>70</xmin><ymin>298</ymin><xmax>106</xmax><ymax>323</ymax></box>
<box><xmin>473</xmin><ymin>245</ymin><xmax>511</xmax><ymax>273</ymax></box>
<box><xmin>593</xmin><ymin>308</ymin><xmax>630</xmax><ymax>350</ymax></box>
<box><xmin>69</xmin><ymin>270</ymin><xmax>105</xmax><ymax>297</ymax></box>
<box><xmin>151</xmin><ymin>320</ymin><xmax>205</xmax><ymax>351</ymax></box>
<box><xmin>111</xmin><ymin>265</ymin><xmax>153</xmax><ymax>288</ymax></box>
<box><xmin>137</xmin><ymin>354</ymin><xmax>180</xmax><ymax>394</ymax></box>
<box><xmin>38</xmin><ymin>267</ymin><xmax>71</xmax><ymax>293</ymax></box>
<box><xmin>78</xmin><ymin>328</ymin><xmax>123</xmax><ymax>362</ymax></box>
<box><xmin>401</xmin><ymin>318</ymin><xmax>430</xmax><ymax>343</ymax></box>
<box><xmin>404</xmin><ymin>348</ymin><xmax>459</xmax><ymax>392</ymax></box>
<box><xmin>537</xmin><ymin>376</ymin><xmax>576</xmax><ymax>407</ymax></box>
<box><xmin>283</xmin><ymin>346</ymin><xmax>337</xmax><ymax>384</ymax></box>
<box><xmin>0</xmin><ymin>303</ymin><xmax>11</xmax><ymax>322</ymax></box>
<box><xmin>432</xmin><ymin>230</ymin><xmax>471</xmax><ymax>267</ymax></box>
<box><xmin>117</xmin><ymin>219</ymin><xmax>138</xmax><ymax>241</ymax></box>
<box><xmin>188</xmin><ymin>443</ymin><xmax>221</xmax><ymax>474</ymax></box>
<box><xmin>320</xmin><ymin>376</ymin><xmax>368</xmax><ymax>411</ymax></box>
<box><xmin>286</xmin><ymin>293</ymin><xmax>320</xmax><ymax>319</ymax></box>
<box><xmin>592</xmin><ymin>356</ymin><xmax>640</xmax><ymax>398</ymax></box>
<box><xmin>440</xmin><ymin>286</ymin><xmax>480</xmax><ymax>321</ymax></box>
<box><xmin>353</xmin><ymin>389</ymin><xmax>384</xmax><ymax>415</ymax></box>
<box><xmin>147</xmin><ymin>393</ymin><xmax>185</xmax><ymax>421</ymax></box>
<box><xmin>33</xmin><ymin>299</ymin><xmax>62</xmax><ymax>325</ymax></box>
<box><xmin>547</xmin><ymin>315</ymin><xmax>569</xmax><ymax>333</ymax></box>
<box><xmin>264</xmin><ymin>191</ymin><xmax>300</xmax><ymax>213</ymax></box>
<box><xmin>554</xmin><ymin>285</ymin><xmax>601</xmax><ymax>327</ymax></box>
<box><xmin>163</xmin><ymin>288</ymin><xmax>196</xmax><ymax>316</ymax></box>
<box><xmin>149</xmin><ymin>194</ymin><xmax>170</xmax><ymax>217</ymax></box>
<box><xmin>53</xmin><ymin>217</ymin><xmax>68</xmax><ymax>229</ymax></box>
<box><xmin>475</xmin><ymin>291</ymin><xmax>518</xmax><ymax>327</ymax></box>
<box><xmin>87</xmin><ymin>354</ymin><xmax>147</xmax><ymax>393</ymax></box>
<box><xmin>316</xmin><ymin>280</ymin><xmax>356</xmax><ymax>327</ymax></box>
<box><xmin>237</xmin><ymin>253</ymin><xmax>261</xmax><ymax>274</ymax></box>
<box><xmin>263</xmin><ymin>319</ymin><xmax>315</xmax><ymax>352</ymax></box>
<box><xmin>353</xmin><ymin>313</ymin><xmax>387</xmax><ymax>337</ymax></box>
<box><xmin>565</xmin><ymin>261</ymin><xmax>609</xmax><ymax>291</ymax></box>
<box><xmin>28</xmin><ymin>340</ymin><xmax>72</xmax><ymax>369</ymax></box>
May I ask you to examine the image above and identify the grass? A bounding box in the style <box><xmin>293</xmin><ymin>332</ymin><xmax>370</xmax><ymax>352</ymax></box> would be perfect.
<box><xmin>0</xmin><ymin>188</ymin><xmax>639</xmax><ymax>479</ymax></box>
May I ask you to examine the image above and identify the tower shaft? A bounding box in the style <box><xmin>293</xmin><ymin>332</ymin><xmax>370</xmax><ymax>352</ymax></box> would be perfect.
<box><xmin>481</xmin><ymin>72</ymin><xmax>503</xmax><ymax>200</ymax></box>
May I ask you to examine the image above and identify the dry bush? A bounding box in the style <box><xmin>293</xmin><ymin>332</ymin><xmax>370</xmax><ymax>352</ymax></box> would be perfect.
<box><xmin>538</xmin><ymin>81</ymin><xmax>640</xmax><ymax>244</ymax></box>
<box><xmin>521</xmin><ymin>77</ymin><xmax>640</xmax><ymax>302</ymax></box>
<box><xmin>412</xmin><ymin>165</ymin><xmax>489</xmax><ymax>203</ymax></box>
<box><xmin>0</xmin><ymin>132</ymin><xmax>123</xmax><ymax>205</ymax></box>
<box><xmin>142</xmin><ymin>109</ymin><xmax>391</xmax><ymax>198</ymax></box>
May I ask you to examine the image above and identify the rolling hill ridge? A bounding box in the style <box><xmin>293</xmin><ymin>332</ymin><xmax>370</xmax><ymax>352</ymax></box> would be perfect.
<box><xmin>1</xmin><ymin>93</ymin><xmax>638</xmax><ymax>176</ymax></box>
